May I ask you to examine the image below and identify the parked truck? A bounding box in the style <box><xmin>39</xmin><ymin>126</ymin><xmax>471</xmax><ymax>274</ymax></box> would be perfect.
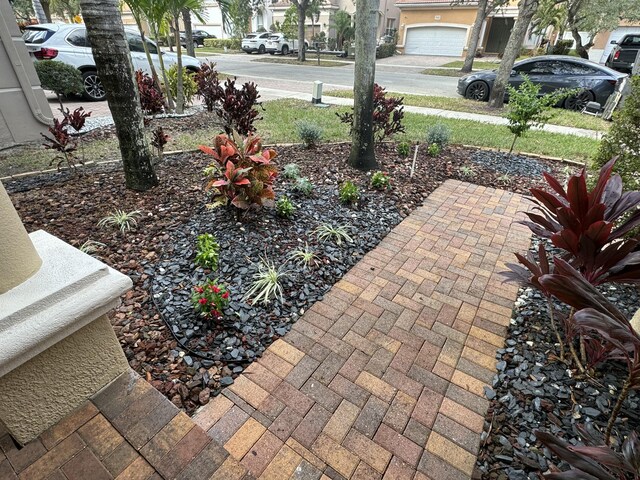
<box><xmin>606</xmin><ymin>33</ymin><xmax>640</xmax><ymax>74</ymax></box>
<box><xmin>265</xmin><ymin>33</ymin><xmax>308</xmax><ymax>55</ymax></box>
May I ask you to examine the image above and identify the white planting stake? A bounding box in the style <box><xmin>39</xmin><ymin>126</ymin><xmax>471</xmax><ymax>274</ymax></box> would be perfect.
<box><xmin>410</xmin><ymin>144</ymin><xmax>419</xmax><ymax>179</ymax></box>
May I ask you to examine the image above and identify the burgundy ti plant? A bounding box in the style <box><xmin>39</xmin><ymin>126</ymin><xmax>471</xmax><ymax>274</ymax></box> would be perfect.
<box><xmin>41</xmin><ymin>118</ymin><xmax>79</xmax><ymax>170</ymax></box>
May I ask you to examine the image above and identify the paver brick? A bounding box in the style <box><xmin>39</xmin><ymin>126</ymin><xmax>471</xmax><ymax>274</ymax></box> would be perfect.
<box><xmin>240</xmin><ymin>430</ymin><xmax>283</xmax><ymax>476</ymax></box>
<box><xmin>353</xmin><ymin>396</ymin><xmax>388</xmax><ymax>438</ymax></box>
<box><xmin>40</xmin><ymin>402</ymin><xmax>98</xmax><ymax>449</ymax></box>
<box><xmin>322</xmin><ymin>400</ymin><xmax>360</xmax><ymax>443</ymax></box>
<box><xmin>259</xmin><ymin>444</ymin><xmax>302</xmax><ymax>480</ymax></box>
<box><xmin>140</xmin><ymin>411</ymin><xmax>194</xmax><ymax>467</ymax></box>
<box><xmin>426</xmin><ymin>431</ymin><xmax>477</xmax><ymax>476</ymax></box>
<box><xmin>209</xmin><ymin>457</ymin><xmax>248</xmax><ymax>480</ymax></box>
<box><xmin>153</xmin><ymin>425</ymin><xmax>210</xmax><ymax>479</ymax></box>
<box><xmin>19</xmin><ymin>433</ymin><xmax>85</xmax><ymax>480</ymax></box>
<box><xmin>77</xmin><ymin>414</ymin><xmax>124</xmax><ymax>460</ymax></box>
<box><xmin>355</xmin><ymin>371</ymin><xmax>396</xmax><ymax>403</ymax></box>
<box><xmin>194</xmin><ymin>395</ymin><xmax>234</xmax><ymax>432</ymax></box>
<box><xmin>103</xmin><ymin>441</ymin><xmax>138</xmax><ymax>477</ymax></box>
<box><xmin>270</xmin><ymin>340</ymin><xmax>306</xmax><ymax>365</ymax></box>
<box><xmin>5</xmin><ymin>439</ymin><xmax>46</xmax><ymax>473</ymax></box>
<box><xmin>311</xmin><ymin>434</ymin><xmax>359</xmax><ymax>478</ymax></box>
<box><xmin>269</xmin><ymin>407</ymin><xmax>303</xmax><ymax>441</ymax></box>
<box><xmin>113</xmin><ymin>456</ymin><xmax>155</xmax><ymax>480</ymax></box>
<box><xmin>224</xmin><ymin>418</ymin><xmax>266</xmax><ymax>460</ymax></box>
<box><xmin>291</xmin><ymin>404</ymin><xmax>331</xmax><ymax>449</ymax></box>
<box><xmin>373</xmin><ymin>424</ymin><xmax>422</xmax><ymax>467</ymax></box>
<box><xmin>343</xmin><ymin>429</ymin><xmax>392</xmax><ymax>473</ymax></box>
<box><xmin>61</xmin><ymin>447</ymin><xmax>111</xmax><ymax>480</ymax></box>
<box><xmin>228</xmin><ymin>376</ymin><xmax>271</xmax><ymax>409</ymax></box>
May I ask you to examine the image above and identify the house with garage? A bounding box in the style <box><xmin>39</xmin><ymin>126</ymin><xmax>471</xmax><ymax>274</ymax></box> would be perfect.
<box><xmin>394</xmin><ymin>0</ymin><xmax>538</xmax><ymax>57</ymax></box>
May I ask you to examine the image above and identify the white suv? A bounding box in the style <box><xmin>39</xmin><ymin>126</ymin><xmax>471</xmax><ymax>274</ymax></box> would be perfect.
<box><xmin>23</xmin><ymin>24</ymin><xmax>201</xmax><ymax>101</ymax></box>
<box><xmin>241</xmin><ymin>32</ymin><xmax>270</xmax><ymax>54</ymax></box>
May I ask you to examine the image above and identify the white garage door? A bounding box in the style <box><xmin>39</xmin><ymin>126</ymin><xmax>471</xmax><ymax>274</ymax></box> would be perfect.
<box><xmin>404</xmin><ymin>26</ymin><xmax>467</xmax><ymax>56</ymax></box>
<box><xmin>600</xmin><ymin>27</ymin><xmax>640</xmax><ymax>63</ymax></box>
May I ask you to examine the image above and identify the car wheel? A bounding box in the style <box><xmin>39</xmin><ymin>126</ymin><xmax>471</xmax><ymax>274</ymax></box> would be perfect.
<box><xmin>258</xmin><ymin>44</ymin><xmax>266</xmax><ymax>54</ymax></box>
<box><xmin>282</xmin><ymin>45</ymin><xmax>289</xmax><ymax>56</ymax></box>
<box><xmin>564</xmin><ymin>90</ymin><xmax>593</xmax><ymax>111</ymax></box>
<box><xmin>465</xmin><ymin>80</ymin><xmax>489</xmax><ymax>101</ymax></box>
<box><xmin>81</xmin><ymin>71</ymin><xmax>106</xmax><ymax>101</ymax></box>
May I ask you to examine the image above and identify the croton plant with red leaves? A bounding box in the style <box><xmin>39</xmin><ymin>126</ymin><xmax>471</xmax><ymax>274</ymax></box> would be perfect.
<box><xmin>200</xmin><ymin>132</ymin><xmax>277</xmax><ymax>211</ymax></box>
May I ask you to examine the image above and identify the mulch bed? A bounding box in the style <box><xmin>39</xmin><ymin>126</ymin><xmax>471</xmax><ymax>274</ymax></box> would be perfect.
<box><xmin>475</xmin><ymin>239</ymin><xmax>640</xmax><ymax>480</ymax></box>
<box><xmin>6</xmin><ymin>141</ymin><xmax>571</xmax><ymax>414</ymax></box>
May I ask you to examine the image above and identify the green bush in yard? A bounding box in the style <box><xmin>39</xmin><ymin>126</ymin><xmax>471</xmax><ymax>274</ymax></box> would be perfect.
<box><xmin>34</xmin><ymin>60</ymin><xmax>83</xmax><ymax>105</ymax></box>
<box><xmin>295</xmin><ymin>120</ymin><xmax>323</xmax><ymax>148</ymax></box>
<box><xmin>376</xmin><ymin>43</ymin><xmax>395</xmax><ymax>59</ymax></box>
<box><xmin>426</xmin><ymin>123</ymin><xmax>451</xmax><ymax>149</ymax></box>
<box><xmin>203</xmin><ymin>38</ymin><xmax>242</xmax><ymax>50</ymax></box>
<box><xmin>167</xmin><ymin>64</ymin><xmax>198</xmax><ymax>107</ymax></box>
<box><xmin>594</xmin><ymin>76</ymin><xmax>640</xmax><ymax>190</ymax></box>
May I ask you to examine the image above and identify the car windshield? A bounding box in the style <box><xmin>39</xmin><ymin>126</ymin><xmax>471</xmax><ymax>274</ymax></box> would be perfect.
<box><xmin>269</xmin><ymin>35</ymin><xmax>280</xmax><ymax>40</ymax></box>
<box><xmin>23</xmin><ymin>28</ymin><xmax>54</xmax><ymax>44</ymax></box>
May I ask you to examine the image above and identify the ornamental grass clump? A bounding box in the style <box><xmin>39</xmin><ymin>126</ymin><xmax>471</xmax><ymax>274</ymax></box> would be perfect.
<box><xmin>316</xmin><ymin>223</ymin><xmax>353</xmax><ymax>246</ymax></box>
<box><xmin>97</xmin><ymin>209</ymin><xmax>141</xmax><ymax>233</ymax></box>
<box><xmin>191</xmin><ymin>279</ymin><xmax>230</xmax><ymax>319</ymax></box>
<box><xmin>200</xmin><ymin>132</ymin><xmax>277</xmax><ymax>214</ymax></box>
<box><xmin>289</xmin><ymin>243</ymin><xmax>318</xmax><ymax>269</ymax></box>
<box><xmin>243</xmin><ymin>257</ymin><xmax>289</xmax><ymax>305</ymax></box>
<box><xmin>504</xmin><ymin>157</ymin><xmax>640</xmax><ymax>444</ymax></box>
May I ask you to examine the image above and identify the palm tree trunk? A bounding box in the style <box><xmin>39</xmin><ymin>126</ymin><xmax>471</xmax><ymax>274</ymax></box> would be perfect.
<box><xmin>488</xmin><ymin>0</ymin><xmax>539</xmax><ymax>109</ymax></box>
<box><xmin>133</xmin><ymin>16</ymin><xmax>160</xmax><ymax>87</ymax></box>
<box><xmin>348</xmin><ymin>0</ymin><xmax>379</xmax><ymax>171</ymax></box>
<box><xmin>79</xmin><ymin>0</ymin><xmax>158</xmax><ymax>191</ymax></box>
<box><xmin>297</xmin><ymin>3</ymin><xmax>306</xmax><ymax>61</ymax></box>
<box><xmin>152</xmin><ymin>24</ymin><xmax>175</xmax><ymax>111</ymax></box>
<box><xmin>182</xmin><ymin>8</ymin><xmax>196</xmax><ymax>57</ymax></box>
<box><xmin>174</xmin><ymin>14</ymin><xmax>184</xmax><ymax>114</ymax></box>
<box><xmin>461</xmin><ymin>0</ymin><xmax>488</xmax><ymax>73</ymax></box>
<box><xmin>32</xmin><ymin>0</ymin><xmax>48</xmax><ymax>23</ymax></box>
<box><xmin>40</xmin><ymin>0</ymin><xmax>51</xmax><ymax>21</ymax></box>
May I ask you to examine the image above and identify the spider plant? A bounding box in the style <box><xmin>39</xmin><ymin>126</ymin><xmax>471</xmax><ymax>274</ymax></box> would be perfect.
<box><xmin>289</xmin><ymin>243</ymin><xmax>319</xmax><ymax>269</ymax></box>
<box><xmin>79</xmin><ymin>239</ymin><xmax>106</xmax><ymax>255</ymax></box>
<box><xmin>243</xmin><ymin>256</ymin><xmax>289</xmax><ymax>305</ymax></box>
<box><xmin>458</xmin><ymin>165</ymin><xmax>476</xmax><ymax>177</ymax></box>
<box><xmin>97</xmin><ymin>209</ymin><xmax>142</xmax><ymax>233</ymax></box>
<box><xmin>315</xmin><ymin>223</ymin><xmax>353</xmax><ymax>246</ymax></box>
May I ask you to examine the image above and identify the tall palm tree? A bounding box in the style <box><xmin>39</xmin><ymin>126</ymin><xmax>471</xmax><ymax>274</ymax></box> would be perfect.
<box><xmin>331</xmin><ymin>9</ymin><xmax>353</xmax><ymax>50</ymax></box>
<box><xmin>123</xmin><ymin>0</ymin><xmax>160</xmax><ymax>86</ymax></box>
<box><xmin>349</xmin><ymin>0</ymin><xmax>379</xmax><ymax>170</ymax></box>
<box><xmin>78</xmin><ymin>0</ymin><xmax>157</xmax><ymax>190</ymax></box>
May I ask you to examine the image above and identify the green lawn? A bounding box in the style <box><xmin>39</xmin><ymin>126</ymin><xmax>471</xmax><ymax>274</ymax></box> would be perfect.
<box><xmin>252</xmin><ymin>57</ymin><xmax>348</xmax><ymax>67</ymax></box>
<box><xmin>325</xmin><ymin>90</ymin><xmax>609</xmax><ymax>132</ymax></box>
<box><xmin>0</xmin><ymin>98</ymin><xmax>598</xmax><ymax>178</ymax></box>
<box><xmin>422</xmin><ymin>68</ymin><xmax>467</xmax><ymax>77</ymax></box>
<box><xmin>196</xmin><ymin>47</ymin><xmax>243</xmax><ymax>56</ymax></box>
<box><xmin>441</xmin><ymin>60</ymin><xmax>500</xmax><ymax>70</ymax></box>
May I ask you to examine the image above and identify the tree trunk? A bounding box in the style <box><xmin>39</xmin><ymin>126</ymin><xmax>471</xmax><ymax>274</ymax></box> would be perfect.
<box><xmin>571</xmin><ymin>28</ymin><xmax>593</xmax><ymax>59</ymax></box>
<box><xmin>32</xmin><ymin>0</ymin><xmax>48</xmax><ymax>23</ymax></box>
<box><xmin>79</xmin><ymin>0</ymin><xmax>158</xmax><ymax>191</ymax></box>
<box><xmin>488</xmin><ymin>0</ymin><xmax>539</xmax><ymax>109</ymax></box>
<box><xmin>182</xmin><ymin>8</ymin><xmax>196</xmax><ymax>57</ymax></box>
<box><xmin>152</xmin><ymin>24</ymin><xmax>175</xmax><ymax>111</ymax></box>
<box><xmin>297</xmin><ymin>3</ymin><xmax>306</xmax><ymax>61</ymax></box>
<box><xmin>133</xmin><ymin>15</ymin><xmax>160</xmax><ymax>87</ymax></box>
<box><xmin>461</xmin><ymin>0</ymin><xmax>489</xmax><ymax>73</ymax></box>
<box><xmin>40</xmin><ymin>0</ymin><xmax>51</xmax><ymax>22</ymax></box>
<box><xmin>348</xmin><ymin>0</ymin><xmax>379</xmax><ymax>171</ymax></box>
<box><xmin>174</xmin><ymin>15</ymin><xmax>184</xmax><ymax>114</ymax></box>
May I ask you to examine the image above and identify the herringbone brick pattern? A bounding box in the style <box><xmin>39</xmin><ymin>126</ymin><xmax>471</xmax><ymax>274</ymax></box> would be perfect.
<box><xmin>194</xmin><ymin>180</ymin><xmax>531</xmax><ymax>479</ymax></box>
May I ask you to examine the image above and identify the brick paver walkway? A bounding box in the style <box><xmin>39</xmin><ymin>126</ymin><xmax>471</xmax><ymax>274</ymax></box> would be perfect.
<box><xmin>0</xmin><ymin>180</ymin><xmax>530</xmax><ymax>480</ymax></box>
<box><xmin>193</xmin><ymin>180</ymin><xmax>531</xmax><ymax>479</ymax></box>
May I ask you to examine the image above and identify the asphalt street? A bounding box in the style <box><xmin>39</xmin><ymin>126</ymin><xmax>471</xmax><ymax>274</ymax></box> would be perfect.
<box><xmin>203</xmin><ymin>53</ymin><xmax>461</xmax><ymax>98</ymax></box>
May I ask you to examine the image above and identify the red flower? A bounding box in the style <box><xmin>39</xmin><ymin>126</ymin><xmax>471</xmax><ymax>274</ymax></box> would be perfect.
<box><xmin>211</xmin><ymin>310</ymin><xmax>220</xmax><ymax>317</ymax></box>
<box><xmin>198</xmin><ymin>298</ymin><xmax>207</xmax><ymax>305</ymax></box>
<box><xmin>211</xmin><ymin>285</ymin><xmax>221</xmax><ymax>293</ymax></box>
<box><xmin>222</xmin><ymin>291</ymin><xmax>229</xmax><ymax>299</ymax></box>
<box><xmin>195</xmin><ymin>286</ymin><xmax>204</xmax><ymax>294</ymax></box>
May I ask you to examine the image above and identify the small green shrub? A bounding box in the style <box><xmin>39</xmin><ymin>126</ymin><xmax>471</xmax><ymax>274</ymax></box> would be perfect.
<box><xmin>192</xmin><ymin>279</ymin><xmax>230</xmax><ymax>318</ymax></box>
<box><xmin>195</xmin><ymin>233</ymin><xmax>220</xmax><ymax>270</ymax></box>
<box><xmin>376</xmin><ymin>42</ymin><xmax>395</xmax><ymax>59</ymax></box>
<box><xmin>293</xmin><ymin>177</ymin><xmax>314</xmax><ymax>196</ymax></box>
<box><xmin>458</xmin><ymin>165</ymin><xmax>475</xmax><ymax>177</ymax></box>
<box><xmin>370</xmin><ymin>171</ymin><xmax>391</xmax><ymax>190</ymax></box>
<box><xmin>243</xmin><ymin>256</ymin><xmax>288</xmax><ymax>305</ymax></box>
<box><xmin>97</xmin><ymin>210</ymin><xmax>141</xmax><ymax>233</ymax></box>
<box><xmin>426</xmin><ymin>123</ymin><xmax>451</xmax><ymax>149</ymax></box>
<box><xmin>283</xmin><ymin>163</ymin><xmax>301</xmax><ymax>179</ymax></box>
<box><xmin>316</xmin><ymin>223</ymin><xmax>353</xmax><ymax>246</ymax></box>
<box><xmin>593</xmin><ymin>76</ymin><xmax>640</xmax><ymax>190</ymax></box>
<box><xmin>339</xmin><ymin>180</ymin><xmax>360</xmax><ymax>204</ymax></box>
<box><xmin>34</xmin><ymin>60</ymin><xmax>83</xmax><ymax>104</ymax></box>
<box><xmin>428</xmin><ymin>143</ymin><xmax>441</xmax><ymax>157</ymax></box>
<box><xmin>296</xmin><ymin>121</ymin><xmax>323</xmax><ymax>149</ymax></box>
<box><xmin>289</xmin><ymin>243</ymin><xmax>318</xmax><ymax>268</ymax></box>
<box><xmin>203</xmin><ymin>38</ymin><xmax>242</xmax><ymax>50</ymax></box>
<box><xmin>397</xmin><ymin>141</ymin><xmax>411</xmax><ymax>158</ymax></box>
<box><xmin>276</xmin><ymin>196</ymin><xmax>296</xmax><ymax>218</ymax></box>
<box><xmin>167</xmin><ymin>64</ymin><xmax>198</xmax><ymax>106</ymax></box>
<box><xmin>552</xmin><ymin>39</ymin><xmax>573</xmax><ymax>55</ymax></box>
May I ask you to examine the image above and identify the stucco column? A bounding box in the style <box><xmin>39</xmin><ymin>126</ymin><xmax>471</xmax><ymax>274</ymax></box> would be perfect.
<box><xmin>0</xmin><ymin>181</ymin><xmax>42</xmax><ymax>294</ymax></box>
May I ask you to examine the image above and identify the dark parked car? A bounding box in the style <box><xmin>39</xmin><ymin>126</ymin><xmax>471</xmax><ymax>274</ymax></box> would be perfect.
<box><xmin>457</xmin><ymin>55</ymin><xmax>627</xmax><ymax>110</ymax></box>
<box><xmin>605</xmin><ymin>34</ymin><xmax>640</xmax><ymax>73</ymax></box>
<box><xmin>180</xmin><ymin>30</ymin><xmax>215</xmax><ymax>48</ymax></box>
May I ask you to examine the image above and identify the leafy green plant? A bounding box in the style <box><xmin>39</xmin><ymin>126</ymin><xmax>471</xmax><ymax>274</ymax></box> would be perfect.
<box><xmin>34</xmin><ymin>60</ymin><xmax>84</xmax><ymax>108</ymax></box>
<box><xmin>200</xmin><ymin>132</ymin><xmax>277</xmax><ymax>212</ymax></box>
<box><xmin>191</xmin><ymin>279</ymin><xmax>230</xmax><ymax>318</ymax></box>
<box><xmin>289</xmin><ymin>243</ymin><xmax>318</xmax><ymax>269</ymax></box>
<box><xmin>296</xmin><ymin>121</ymin><xmax>323</xmax><ymax>149</ymax></box>
<box><xmin>167</xmin><ymin>64</ymin><xmax>198</xmax><ymax>107</ymax></box>
<box><xmin>458</xmin><ymin>165</ymin><xmax>475</xmax><ymax>177</ymax></box>
<box><xmin>203</xmin><ymin>38</ymin><xmax>242</xmax><ymax>50</ymax></box>
<box><xmin>397</xmin><ymin>141</ymin><xmax>411</xmax><ymax>158</ymax></box>
<box><xmin>316</xmin><ymin>223</ymin><xmax>353</xmax><ymax>246</ymax></box>
<box><xmin>594</xmin><ymin>75</ymin><xmax>640</xmax><ymax>190</ymax></box>
<box><xmin>195</xmin><ymin>233</ymin><xmax>220</xmax><ymax>270</ymax></box>
<box><xmin>427</xmin><ymin>143</ymin><xmax>441</xmax><ymax>157</ymax></box>
<box><xmin>506</xmin><ymin>75</ymin><xmax>575</xmax><ymax>154</ymax></box>
<box><xmin>370</xmin><ymin>171</ymin><xmax>391</xmax><ymax>190</ymax></box>
<box><xmin>497</xmin><ymin>173</ymin><xmax>511</xmax><ymax>184</ymax></box>
<box><xmin>339</xmin><ymin>180</ymin><xmax>360</xmax><ymax>205</ymax></box>
<box><xmin>283</xmin><ymin>163</ymin><xmax>301</xmax><ymax>180</ymax></box>
<box><xmin>276</xmin><ymin>196</ymin><xmax>296</xmax><ymax>218</ymax></box>
<box><xmin>293</xmin><ymin>177</ymin><xmax>314</xmax><ymax>196</ymax></box>
<box><xmin>243</xmin><ymin>257</ymin><xmax>289</xmax><ymax>305</ymax></box>
<box><xmin>426</xmin><ymin>123</ymin><xmax>451</xmax><ymax>149</ymax></box>
<box><xmin>97</xmin><ymin>209</ymin><xmax>141</xmax><ymax>233</ymax></box>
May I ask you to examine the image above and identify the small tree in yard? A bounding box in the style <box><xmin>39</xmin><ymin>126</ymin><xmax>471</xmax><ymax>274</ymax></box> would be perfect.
<box><xmin>34</xmin><ymin>61</ymin><xmax>83</xmax><ymax>109</ymax></box>
<box><xmin>505</xmin><ymin>76</ymin><xmax>573</xmax><ymax>154</ymax></box>
<box><xmin>594</xmin><ymin>75</ymin><xmax>640</xmax><ymax>190</ymax></box>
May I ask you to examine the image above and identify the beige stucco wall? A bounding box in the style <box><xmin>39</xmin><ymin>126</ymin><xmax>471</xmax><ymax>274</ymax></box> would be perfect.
<box><xmin>0</xmin><ymin>181</ymin><xmax>41</xmax><ymax>294</ymax></box>
<box><xmin>0</xmin><ymin>1</ymin><xmax>53</xmax><ymax>148</ymax></box>
<box><xmin>396</xmin><ymin>7</ymin><xmax>479</xmax><ymax>52</ymax></box>
<box><xmin>0</xmin><ymin>315</ymin><xmax>129</xmax><ymax>445</ymax></box>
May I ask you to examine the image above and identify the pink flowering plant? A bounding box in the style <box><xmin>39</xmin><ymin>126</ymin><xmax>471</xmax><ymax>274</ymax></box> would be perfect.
<box><xmin>191</xmin><ymin>279</ymin><xmax>230</xmax><ymax>319</ymax></box>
